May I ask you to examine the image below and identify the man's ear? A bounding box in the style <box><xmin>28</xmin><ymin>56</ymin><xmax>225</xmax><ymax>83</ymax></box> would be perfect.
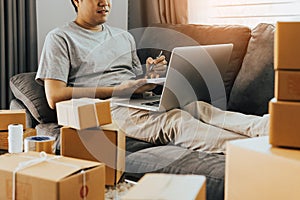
<box><xmin>73</xmin><ymin>0</ymin><xmax>79</xmax><ymax>8</ymax></box>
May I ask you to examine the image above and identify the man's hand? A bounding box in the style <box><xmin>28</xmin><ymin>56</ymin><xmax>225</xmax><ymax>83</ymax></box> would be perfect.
<box><xmin>145</xmin><ymin>55</ymin><xmax>168</xmax><ymax>78</ymax></box>
<box><xmin>113</xmin><ymin>79</ymin><xmax>156</xmax><ymax>97</ymax></box>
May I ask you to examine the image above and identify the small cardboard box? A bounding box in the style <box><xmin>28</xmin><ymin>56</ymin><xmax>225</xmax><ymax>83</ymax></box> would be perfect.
<box><xmin>122</xmin><ymin>173</ymin><xmax>206</xmax><ymax>200</ymax></box>
<box><xmin>0</xmin><ymin>110</ymin><xmax>26</xmax><ymax>131</ymax></box>
<box><xmin>225</xmin><ymin>137</ymin><xmax>300</xmax><ymax>200</ymax></box>
<box><xmin>60</xmin><ymin>123</ymin><xmax>125</xmax><ymax>186</ymax></box>
<box><xmin>275</xmin><ymin>22</ymin><xmax>300</xmax><ymax>70</ymax></box>
<box><xmin>0</xmin><ymin>128</ymin><xmax>36</xmax><ymax>150</ymax></box>
<box><xmin>269</xmin><ymin>98</ymin><xmax>300</xmax><ymax>148</ymax></box>
<box><xmin>275</xmin><ymin>70</ymin><xmax>300</xmax><ymax>101</ymax></box>
<box><xmin>56</xmin><ymin>98</ymin><xmax>111</xmax><ymax>130</ymax></box>
<box><xmin>0</xmin><ymin>151</ymin><xmax>105</xmax><ymax>200</ymax></box>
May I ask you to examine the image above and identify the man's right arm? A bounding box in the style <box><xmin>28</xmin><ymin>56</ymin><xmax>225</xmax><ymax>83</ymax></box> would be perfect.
<box><xmin>44</xmin><ymin>79</ymin><xmax>115</xmax><ymax>109</ymax></box>
<box><xmin>44</xmin><ymin>78</ymin><xmax>156</xmax><ymax>109</ymax></box>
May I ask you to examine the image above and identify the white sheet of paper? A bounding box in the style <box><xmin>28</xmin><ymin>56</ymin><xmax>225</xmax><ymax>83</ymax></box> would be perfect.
<box><xmin>146</xmin><ymin>78</ymin><xmax>166</xmax><ymax>85</ymax></box>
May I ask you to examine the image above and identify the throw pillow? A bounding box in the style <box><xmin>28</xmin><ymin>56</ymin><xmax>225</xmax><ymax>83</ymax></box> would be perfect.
<box><xmin>9</xmin><ymin>72</ymin><xmax>57</xmax><ymax>123</ymax></box>
<box><xmin>228</xmin><ymin>23</ymin><xmax>275</xmax><ymax>116</ymax></box>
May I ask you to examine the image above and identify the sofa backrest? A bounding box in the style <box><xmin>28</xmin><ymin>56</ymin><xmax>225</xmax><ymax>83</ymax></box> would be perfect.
<box><xmin>136</xmin><ymin>23</ymin><xmax>252</xmax><ymax>102</ymax></box>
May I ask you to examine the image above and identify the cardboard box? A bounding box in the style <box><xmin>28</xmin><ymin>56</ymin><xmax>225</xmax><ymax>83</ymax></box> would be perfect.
<box><xmin>225</xmin><ymin>137</ymin><xmax>300</xmax><ymax>200</ymax></box>
<box><xmin>275</xmin><ymin>22</ymin><xmax>300</xmax><ymax>70</ymax></box>
<box><xmin>122</xmin><ymin>173</ymin><xmax>206</xmax><ymax>200</ymax></box>
<box><xmin>60</xmin><ymin>123</ymin><xmax>125</xmax><ymax>186</ymax></box>
<box><xmin>269</xmin><ymin>98</ymin><xmax>300</xmax><ymax>148</ymax></box>
<box><xmin>56</xmin><ymin>98</ymin><xmax>111</xmax><ymax>130</ymax></box>
<box><xmin>275</xmin><ymin>70</ymin><xmax>300</xmax><ymax>100</ymax></box>
<box><xmin>0</xmin><ymin>110</ymin><xmax>26</xmax><ymax>131</ymax></box>
<box><xmin>0</xmin><ymin>128</ymin><xmax>36</xmax><ymax>150</ymax></box>
<box><xmin>0</xmin><ymin>151</ymin><xmax>105</xmax><ymax>200</ymax></box>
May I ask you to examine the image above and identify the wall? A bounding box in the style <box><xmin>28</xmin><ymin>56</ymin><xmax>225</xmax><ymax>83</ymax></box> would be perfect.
<box><xmin>109</xmin><ymin>0</ymin><xmax>128</xmax><ymax>30</ymax></box>
<box><xmin>36</xmin><ymin>0</ymin><xmax>128</xmax><ymax>61</ymax></box>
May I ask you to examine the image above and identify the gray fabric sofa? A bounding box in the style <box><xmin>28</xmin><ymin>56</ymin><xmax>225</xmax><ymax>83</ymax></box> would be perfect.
<box><xmin>9</xmin><ymin>23</ymin><xmax>275</xmax><ymax>200</ymax></box>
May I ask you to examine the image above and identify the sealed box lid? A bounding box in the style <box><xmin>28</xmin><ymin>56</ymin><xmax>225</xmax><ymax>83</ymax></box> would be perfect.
<box><xmin>0</xmin><ymin>151</ymin><xmax>102</xmax><ymax>181</ymax></box>
<box><xmin>0</xmin><ymin>151</ymin><xmax>105</xmax><ymax>200</ymax></box>
<box><xmin>56</xmin><ymin>98</ymin><xmax>111</xmax><ymax>130</ymax></box>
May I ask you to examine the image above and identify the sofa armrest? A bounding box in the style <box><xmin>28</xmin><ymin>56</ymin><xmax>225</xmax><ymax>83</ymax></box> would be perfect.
<box><xmin>9</xmin><ymin>72</ymin><xmax>57</xmax><ymax>124</ymax></box>
<box><xmin>10</xmin><ymin>98</ymin><xmax>39</xmax><ymax>128</ymax></box>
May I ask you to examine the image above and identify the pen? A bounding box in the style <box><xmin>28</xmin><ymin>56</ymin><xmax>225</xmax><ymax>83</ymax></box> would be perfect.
<box><xmin>149</xmin><ymin>50</ymin><xmax>163</xmax><ymax>71</ymax></box>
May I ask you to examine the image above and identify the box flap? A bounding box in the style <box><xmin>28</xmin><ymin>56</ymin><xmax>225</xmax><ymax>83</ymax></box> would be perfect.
<box><xmin>229</xmin><ymin>137</ymin><xmax>300</xmax><ymax>161</ymax></box>
<box><xmin>0</xmin><ymin>109</ymin><xmax>25</xmax><ymax>114</ymax></box>
<box><xmin>101</xmin><ymin>121</ymin><xmax>119</xmax><ymax>131</ymax></box>
<box><xmin>122</xmin><ymin>174</ymin><xmax>206</xmax><ymax>200</ymax></box>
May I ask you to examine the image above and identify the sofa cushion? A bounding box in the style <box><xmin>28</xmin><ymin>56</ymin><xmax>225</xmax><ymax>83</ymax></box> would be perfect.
<box><xmin>126</xmin><ymin>137</ymin><xmax>157</xmax><ymax>156</ymax></box>
<box><xmin>9</xmin><ymin>72</ymin><xmax>57</xmax><ymax>123</ymax></box>
<box><xmin>137</xmin><ymin>24</ymin><xmax>251</xmax><ymax>101</ymax></box>
<box><xmin>228</xmin><ymin>23</ymin><xmax>275</xmax><ymax>115</ymax></box>
<box><xmin>125</xmin><ymin>145</ymin><xmax>225</xmax><ymax>200</ymax></box>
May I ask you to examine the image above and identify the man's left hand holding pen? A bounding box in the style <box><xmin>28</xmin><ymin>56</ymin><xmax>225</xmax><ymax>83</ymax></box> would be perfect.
<box><xmin>115</xmin><ymin>51</ymin><xmax>168</xmax><ymax>96</ymax></box>
<box><xmin>145</xmin><ymin>50</ymin><xmax>168</xmax><ymax>78</ymax></box>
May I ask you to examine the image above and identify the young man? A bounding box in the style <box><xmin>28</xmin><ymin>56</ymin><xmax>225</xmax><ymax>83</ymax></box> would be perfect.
<box><xmin>36</xmin><ymin>0</ymin><xmax>269</xmax><ymax>153</ymax></box>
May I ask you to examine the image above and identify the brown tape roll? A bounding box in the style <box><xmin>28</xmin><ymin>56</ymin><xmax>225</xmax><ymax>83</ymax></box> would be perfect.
<box><xmin>24</xmin><ymin>136</ymin><xmax>55</xmax><ymax>154</ymax></box>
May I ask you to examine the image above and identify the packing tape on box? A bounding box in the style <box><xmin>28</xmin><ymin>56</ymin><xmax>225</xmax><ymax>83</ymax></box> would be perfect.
<box><xmin>24</xmin><ymin>136</ymin><xmax>55</xmax><ymax>154</ymax></box>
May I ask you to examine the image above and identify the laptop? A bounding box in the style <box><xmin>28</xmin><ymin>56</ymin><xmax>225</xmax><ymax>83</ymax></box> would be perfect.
<box><xmin>112</xmin><ymin>44</ymin><xmax>233</xmax><ymax>112</ymax></box>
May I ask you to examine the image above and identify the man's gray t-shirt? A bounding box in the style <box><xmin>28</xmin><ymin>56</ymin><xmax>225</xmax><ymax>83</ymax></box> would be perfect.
<box><xmin>36</xmin><ymin>22</ymin><xmax>143</xmax><ymax>87</ymax></box>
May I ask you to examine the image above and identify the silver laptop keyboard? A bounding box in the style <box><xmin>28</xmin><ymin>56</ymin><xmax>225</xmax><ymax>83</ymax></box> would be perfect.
<box><xmin>142</xmin><ymin>100</ymin><xmax>160</xmax><ymax>107</ymax></box>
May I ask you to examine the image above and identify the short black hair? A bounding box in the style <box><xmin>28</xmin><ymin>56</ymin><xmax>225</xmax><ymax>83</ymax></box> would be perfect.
<box><xmin>71</xmin><ymin>0</ymin><xmax>78</xmax><ymax>12</ymax></box>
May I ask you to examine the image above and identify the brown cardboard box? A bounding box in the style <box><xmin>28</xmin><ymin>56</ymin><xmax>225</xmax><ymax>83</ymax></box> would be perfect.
<box><xmin>60</xmin><ymin>123</ymin><xmax>125</xmax><ymax>186</ymax></box>
<box><xmin>269</xmin><ymin>98</ymin><xmax>300</xmax><ymax>148</ymax></box>
<box><xmin>225</xmin><ymin>137</ymin><xmax>300</xmax><ymax>200</ymax></box>
<box><xmin>0</xmin><ymin>128</ymin><xmax>36</xmax><ymax>150</ymax></box>
<box><xmin>275</xmin><ymin>70</ymin><xmax>300</xmax><ymax>101</ymax></box>
<box><xmin>275</xmin><ymin>22</ymin><xmax>300</xmax><ymax>70</ymax></box>
<box><xmin>0</xmin><ymin>151</ymin><xmax>105</xmax><ymax>200</ymax></box>
<box><xmin>56</xmin><ymin>98</ymin><xmax>111</xmax><ymax>130</ymax></box>
<box><xmin>0</xmin><ymin>110</ymin><xmax>26</xmax><ymax>131</ymax></box>
<box><xmin>122</xmin><ymin>173</ymin><xmax>206</xmax><ymax>200</ymax></box>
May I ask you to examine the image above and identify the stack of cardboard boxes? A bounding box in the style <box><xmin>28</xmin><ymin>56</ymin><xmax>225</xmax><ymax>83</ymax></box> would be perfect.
<box><xmin>0</xmin><ymin>109</ymin><xmax>107</xmax><ymax>199</ymax></box>
<box><xmin>269</xmin><ymin>21</ymin><xmax>300</xmax><ymax>148</ymax></box>
<box><xmin>225</xmin><ymin>22</ymin><xmax>300</xmax><ymax>200</ymax></box>
<box><xmin>57</xmin><ymin>98</ymin><xmax>126</xmax><ymax>186</ymax></box>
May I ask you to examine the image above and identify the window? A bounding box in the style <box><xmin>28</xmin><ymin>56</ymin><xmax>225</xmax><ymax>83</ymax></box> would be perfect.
<box><xmin>188</xmin><ymin>0</ymin><xmax>300</xmax><ymax>27</ymax></box>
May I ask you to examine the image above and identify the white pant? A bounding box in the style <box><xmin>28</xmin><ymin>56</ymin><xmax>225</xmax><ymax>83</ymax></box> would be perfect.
<box><xmin>112</xmin><ymin>101</ymin><xmax>269</xmax><ymax>153</ymax></box>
